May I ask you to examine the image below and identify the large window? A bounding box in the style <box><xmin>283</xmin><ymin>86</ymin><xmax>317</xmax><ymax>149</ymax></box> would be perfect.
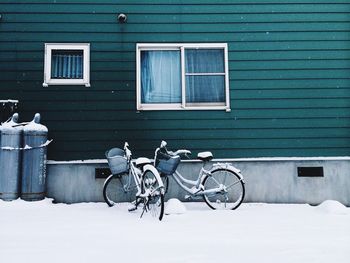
<box><xmin>137</xmin><ymin>43</ymin><xmax>230</xmax><ymax>111</ymax></box>
<box><xmin>43</xmin><ymin>43</ymin><xmax>90</xmax><ymax>87</ymax></box>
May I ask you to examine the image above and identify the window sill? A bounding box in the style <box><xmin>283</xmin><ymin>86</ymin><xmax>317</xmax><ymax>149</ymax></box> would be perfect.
<box><xmin>43</xmin><ymin>82</ymin><xmax>90</xmax><ymax>87</ymax></box>
<box><xmin>137</xmin><ymin>104</ymin><xmax>231</xmax><ymax>112</ymax></box>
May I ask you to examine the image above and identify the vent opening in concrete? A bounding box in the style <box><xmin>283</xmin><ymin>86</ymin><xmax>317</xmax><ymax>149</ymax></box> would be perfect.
<box><xmin>297</xmin><ymin>167</ymin><xmax>324</xmax><ymax>177</ymax></box>
<box><xmin>95</xmin><ymin>168</ymin><xmax>111</xmax><ymax>179</ymax></box>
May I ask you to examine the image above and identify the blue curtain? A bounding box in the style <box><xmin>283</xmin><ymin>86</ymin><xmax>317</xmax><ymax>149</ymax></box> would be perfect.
<box><xmin>51</xmin><ymin>52</ymin><xmax>83</xmax><ymax>79</ymax></box>
<box><xmin>141</xmin><ymin>50</ymin><xmax>181</xmax><ymax>103</ymax></box>
<box><xmin>185</xmin><ymin>49</ymin><xmax>225</xmax><ymax>103</ymax></box>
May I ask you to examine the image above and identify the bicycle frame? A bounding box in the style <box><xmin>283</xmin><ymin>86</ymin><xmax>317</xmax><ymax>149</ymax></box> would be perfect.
<box><xmin>168</xmin><ymin>162</ymin><xmax>244</xmax><ymax>198</ymax></box>
<box><xmin>170</xmin><ymin>166</ymin><xmax>225</xmax><ymax>197</ymax></box>
<box><xmin>122</xmin><ymin>162</ymin><xmax>142</xmax><ymax>196</ymax></box>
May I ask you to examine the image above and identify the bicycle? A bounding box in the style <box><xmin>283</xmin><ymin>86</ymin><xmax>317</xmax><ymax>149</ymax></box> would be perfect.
<box><xmin>154</xmin><ymin>141</ymin><xmax>245</xmax><ymax>210</ymax></box>
<box><xmin>103</xmin><ymin>142</ymin><xmax>165</xmax><ymax>220</ymax></box>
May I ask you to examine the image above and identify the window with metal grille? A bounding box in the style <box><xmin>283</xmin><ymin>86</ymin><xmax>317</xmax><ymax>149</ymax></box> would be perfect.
<box><xmin>43</xmin><ymin>43</ymin><xmax>90</xmax><ymax>87</ymax></box>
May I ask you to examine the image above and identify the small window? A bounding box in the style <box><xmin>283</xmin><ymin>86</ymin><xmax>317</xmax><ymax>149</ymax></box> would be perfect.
<box><xmin>43</xmin><ymin>43</ymin><xmax>90</xmax><ymax>87</ymax></box>
<box><xmin>137</xmin><ymin>43</ymin><xmax>230</xmax><ymax>111</ymax></box>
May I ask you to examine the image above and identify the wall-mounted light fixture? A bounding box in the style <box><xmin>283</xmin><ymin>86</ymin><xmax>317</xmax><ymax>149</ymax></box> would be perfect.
<box><xmin>0</xmin><ymin>14</ymin><xmax>2</xmax><ymax>21</ymax></box>
<box><xmin>117</xmin><ymin>13</ymin><xmax>127</xmax><ymax>23</ymax></box>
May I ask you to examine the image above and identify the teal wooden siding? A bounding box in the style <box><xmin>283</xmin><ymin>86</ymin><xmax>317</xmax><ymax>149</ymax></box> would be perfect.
<box><xmin>1</xmin><ymin>0</ymin><xmax>350</xmax><ymax>160</ymax></box>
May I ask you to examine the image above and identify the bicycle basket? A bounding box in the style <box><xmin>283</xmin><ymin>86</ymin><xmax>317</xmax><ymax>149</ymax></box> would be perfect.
<box><xmin>156</xmin><ymin>151</ymin><xmax>180</xmax><ymax>175</ymax></box>
<box><xmin>106</xmin><ymin>148</ymin><xmax>129</xmax><ymax>175</ymax></box>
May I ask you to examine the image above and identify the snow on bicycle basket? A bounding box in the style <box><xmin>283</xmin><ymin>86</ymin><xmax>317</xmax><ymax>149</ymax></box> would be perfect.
<box><xmin>155</xmin><ymin>151</ymin><xmax>180</xmax><ymax>175</ymax></box>
<box><xmin>106</xmin><ymin>148</ymin><xmax>129</xmax><ymax>175</ymax></box>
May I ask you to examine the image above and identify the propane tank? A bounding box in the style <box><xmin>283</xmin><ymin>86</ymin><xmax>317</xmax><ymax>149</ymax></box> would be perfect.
<box><xmin>0</xmin><ymin>113</ymin><xmax>22</xmax><ymax>201</ymax></box>
<box><xmin>21</xmin><ymin>113</ymin><xmax>49</xmax><ymax>201</ymax></box>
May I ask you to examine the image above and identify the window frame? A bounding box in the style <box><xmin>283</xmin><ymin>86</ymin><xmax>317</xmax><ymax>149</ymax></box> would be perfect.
<box><xmin>136</xmin><ymin>43</ymin><xmax>230</xmax><ymax>111</ymax></box>
<box><xmin>43</xmin><ymin>43</ymin><xmax>90</xmax><ymax>87</ymax></box>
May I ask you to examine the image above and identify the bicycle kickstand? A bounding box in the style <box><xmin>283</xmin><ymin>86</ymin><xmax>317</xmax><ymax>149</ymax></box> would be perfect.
<box><xmin>140</xmin><ymin>199</ymin><xmax>150</xmax><ymax>218</ymax></box>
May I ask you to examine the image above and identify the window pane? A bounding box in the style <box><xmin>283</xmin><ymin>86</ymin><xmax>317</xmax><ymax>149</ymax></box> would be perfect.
<box><xmin>186</xmin><ymin>75</ymin><xmax>225</xmax><ymax>103</ymax></box>
<box><xmin>51</xmin><ymin>50</ymin><xmax>84</xmax><ymax>79</ymax></box>
<box><xmin>185</xmin><ymin>49</ymin><xmax>224</xmax><ymax>73</ymax></box>
<box><xmin>141</xmin><ymin>50</ymin><xmax>181</xmax><ymax>104</ymax></box>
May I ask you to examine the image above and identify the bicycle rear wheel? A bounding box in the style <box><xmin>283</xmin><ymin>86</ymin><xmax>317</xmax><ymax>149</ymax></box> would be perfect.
<box><xmin>103</xmin><ymin>173</ymin><xmax>135</xmax><ymax>207</ymax></box>
<box><xmin>140</xmin><ymin>169</ymin><xmax>165</xmax><ymax>221</ymax></box>
<box><xmin>203</xmin><ymin>168</ymin><xmax>245</xmax><ymax>210</ymax></box>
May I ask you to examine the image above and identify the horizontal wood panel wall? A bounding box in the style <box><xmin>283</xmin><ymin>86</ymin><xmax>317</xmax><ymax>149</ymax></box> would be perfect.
<box><xmin>1</xmin><ymin>0</ymin><xmax>350</xmax><ymax>160</ymax></box>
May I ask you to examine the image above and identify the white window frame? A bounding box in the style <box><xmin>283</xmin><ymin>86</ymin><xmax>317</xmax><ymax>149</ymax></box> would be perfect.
<box><xmin>136</xmin><ymin>43</ymin><xmax>230</xmax><ymax>111</ymax></box>
<box><xmin>43</xmin><ymin>43</ymin><xmax>90</xmax><ymax>87</ymax></box>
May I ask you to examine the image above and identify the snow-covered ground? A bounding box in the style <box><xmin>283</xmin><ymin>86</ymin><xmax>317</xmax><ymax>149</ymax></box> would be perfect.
<box><xmin>1</xmin><ymin>199</ymin><xmax>349</xmax><ymax>263</ymax></box>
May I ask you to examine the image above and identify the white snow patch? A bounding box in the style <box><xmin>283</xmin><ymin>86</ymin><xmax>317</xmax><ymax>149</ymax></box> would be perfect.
<box><xmin>0</xmin><ymin>99</ymin><xmax>19</xmax><ymax>103</ymax></box>
<box><xmin>1</xmin><ymin>200</ymin><xmax>350</xmax><ymax>263</ymax></box>
<box><xmin>0</xmin><ymin>140</ymin><xmax>52</xmax><ymax>151</ymax></box>
<box><xmin>47</xmin><ymin>159</ymin><xmax>108</xmax><ymax>164</ymax></box>
<box><xmin>0</xmin><ymin>146</ymin><xmax>16</xmax><ymax>150</ymax></box>
<box><xmin>316</xmin><ymin>200</ymin><xmax>348</xmax><ymax>215</ymax></box>
<box><xmin>165</xmin><ymin>198</ymin><xmax>187</xmax><ymax>215</ymax></box>
<box><xmin>23</xmin><ymin>121</ymin><xmax>48</xmax><ymax>132</ymax></box>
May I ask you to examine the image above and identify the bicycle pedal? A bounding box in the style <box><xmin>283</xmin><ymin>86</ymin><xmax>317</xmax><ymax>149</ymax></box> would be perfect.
<box><xmin>128</xmin><ymin>204</ymin><xmax>137</xmax><ymax>212</ymax></box>
<box><xmin>184</xmin><ymin>195</ymin><xmax>192</xmax><ymax>200</ymax></box>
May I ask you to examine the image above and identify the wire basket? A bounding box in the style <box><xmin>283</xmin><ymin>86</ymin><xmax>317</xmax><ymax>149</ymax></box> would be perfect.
<box><xmin>106</xmin><ymin>148</ymin><xmax>129</xmax><ymax>175</ymax></box>
<box><xmin>155</xmin><ymin>151</ymin><xmax>180</xmax><ymax>175</ymax></box>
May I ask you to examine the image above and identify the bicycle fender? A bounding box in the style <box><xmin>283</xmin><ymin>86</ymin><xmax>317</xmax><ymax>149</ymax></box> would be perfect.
<box><xmin>211</xmin><ymin>163</ymin><xmax>244</xmax><ymax>181</ymax></box>
<box><xmin>143</xmin><ymin>164</ymin><xmax>164</xmax><ymax>188</ymax></box>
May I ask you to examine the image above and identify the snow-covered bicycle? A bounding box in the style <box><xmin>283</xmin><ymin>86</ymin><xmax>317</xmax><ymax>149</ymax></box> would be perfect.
<box><xmin>154</xmin><ymin>141</ymin><xmax>245</xmax><ymax>210</ymax></box>
<box><xmin>103</xmin><ymin>142</ymin><xmax>165</xmax><ymax>220</ymax></box>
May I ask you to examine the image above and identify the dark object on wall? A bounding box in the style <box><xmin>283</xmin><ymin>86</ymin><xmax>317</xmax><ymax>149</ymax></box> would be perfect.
<box><xmin>95</xmin><ymin>167</ymin><xmax>112</xmax><ymax>179</ymax></box>
<box><xmin>117</xmin><ymin>13</ymin><xmax>127</xmax><ymax>23</ymax></box>
<box><xmin>297</xmin><ymin>167</ymin><xmax>324</xmax><ymax>177</ymax></box>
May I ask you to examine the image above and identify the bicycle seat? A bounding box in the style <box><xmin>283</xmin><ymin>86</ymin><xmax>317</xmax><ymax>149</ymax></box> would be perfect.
<box><xmin>197</xmin><ymin>151</ymin><xmax>213</xmax><ymax>162</ymax></box>
<box><xmin>135</xmin><ymin>157</ymin><xmax>152</xmax><ymax>168</ymax></box>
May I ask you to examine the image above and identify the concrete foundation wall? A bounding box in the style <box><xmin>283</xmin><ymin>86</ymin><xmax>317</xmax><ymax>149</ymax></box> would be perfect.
<box><xmin>46</xmin><ymin>158</ymin><xmax>350</xmax><ymax>206</ymax></box>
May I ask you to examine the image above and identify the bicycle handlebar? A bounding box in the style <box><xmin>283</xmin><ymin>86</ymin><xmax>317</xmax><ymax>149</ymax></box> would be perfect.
<box><xmin>157</xmin><ymin>140</ymin><xmax>191</xmax><ymax>157</ymax></box>
<box><xmin>172</xmin><ymin>149</ymin><xmax>191</xmax><ymax>156</ymax></box>
<box><xmin>124</xmin><ymin>142</ymin><xmax>132</xmax><ymax>160</ymax></box>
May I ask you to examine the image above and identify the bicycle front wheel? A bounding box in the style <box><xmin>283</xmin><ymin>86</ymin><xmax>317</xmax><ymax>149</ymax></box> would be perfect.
<box><xmin>161</xmin><ymin>175</ymin><xmax>169</xmax><ymax>194</ymax></box>
<box><xmin>203</xmin><ymin>168</ymin><xmax>245</xmax><ymax>210</ymax></box>
<box><xmin>141</xmin><ymin>169</ymin><xmax>165</xmax><ymax>221</ymax></box>
<box><xmin>103</xmin><ymin>173</ymin><xmax>135</xmax><ymax>207</ymax></box>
